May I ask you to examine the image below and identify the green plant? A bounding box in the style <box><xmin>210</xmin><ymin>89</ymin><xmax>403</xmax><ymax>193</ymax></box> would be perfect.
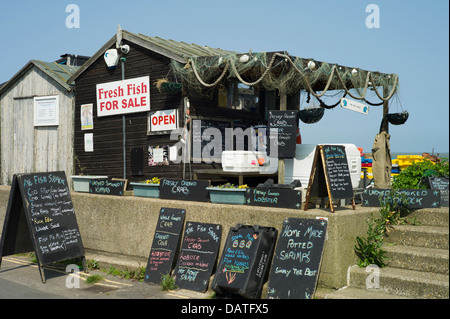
<box><xmin>87</xmin><ymin>259</ymin><xmax>100</xmax><ymax>270</ymax></box>
<box><xmin>392</xmin><ymin>158</ymin><xmax>449</xmax><ymax>189</ymax></box>
<box><xmin>160</xmin><ymin>274</ymin><xmax>177</xmax><ymax>291</ymax></box>
<box><xmin>103</xmin><ymin>265</ymin><xmax>146</xmax><ymax>281</ymax></box>
<box><xmin>355</xmin><ymin>216</ymin><xmax>387</xmax><ymax>267</ymax></box>
<box><xmin>86</xmin><ymin>274</ymin><xmax>104</xmax><ymax>285</ymax></box>
<box><xmin>355</xmin><ymin>190</ymin><xmax>413</xmax><ymax>268</ymax></box>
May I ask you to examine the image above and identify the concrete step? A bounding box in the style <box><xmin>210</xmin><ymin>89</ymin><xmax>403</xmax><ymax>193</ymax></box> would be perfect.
<box><xmin>384</xmin><ymin>244</ymin><xmax>449</xmax><ymax>275</ymax></box>
<box><xmin>403</xmin><ymin>208</ymin><xmax>449</xmax><ymax>227</ymax></box>
<box><xmin>324</xmin><ymin>286</ymin><xmax>411</xmax><ymax>299</ymax></box>
<box><xmin>384</xmin><ymin>225</ymin><xmax>449</xmax><ymax>249</ymax></box>
<box><xmin>348</xmin><ymin>265</ymin><xmax>449</xmax><ymax>299</ymax></box>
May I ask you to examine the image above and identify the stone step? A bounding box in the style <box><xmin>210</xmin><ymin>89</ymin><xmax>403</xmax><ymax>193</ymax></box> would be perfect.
<box><xmin>348</xmin><ymin>265</ymin><xmax>449</xmax><ymax>299</ymax></box>
<box><xmin>403</xmin><ymin>208</ymin><xmax>449</xmax><ymax>227</ymax></box>
<box><xmin>324</xmin><ymin>286</ymin><xmax>411</xmax><ymax>299</ymax></box>
<box><xmin>384</xmin><ymin>225</ymin><xmax>449</xmax><ymax>249</ymax></box>
<box><xmin>384</xmin><ymin>244</ymin><xmax>449</xmax><ymax>275</ymax></box>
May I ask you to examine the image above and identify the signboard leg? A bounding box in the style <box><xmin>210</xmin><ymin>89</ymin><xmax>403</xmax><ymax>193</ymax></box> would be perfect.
<box><xmin>82</xmin><ymin>256</ymin><xmax>89</xmax><ymax>274</ymax></box>
<box><xmin>37</xmin><ymin>262</ymin><xmax>46</xmax><ymax>284</ymax></box>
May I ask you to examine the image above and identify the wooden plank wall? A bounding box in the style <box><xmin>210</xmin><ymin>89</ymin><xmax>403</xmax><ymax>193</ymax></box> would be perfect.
<box><xmin>0</xmin><ymin>67</ymin><xmax>74</xmax><ymax>185</ymax></box>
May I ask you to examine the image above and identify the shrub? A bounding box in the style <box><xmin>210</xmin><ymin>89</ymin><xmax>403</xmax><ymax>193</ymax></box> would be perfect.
<box><xmin>392</xmin><ymin>158</ymin><xmax>449</xmax><ymax>189</ymax></box>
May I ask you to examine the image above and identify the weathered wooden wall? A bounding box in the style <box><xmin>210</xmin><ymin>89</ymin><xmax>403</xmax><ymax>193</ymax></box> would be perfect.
<box><xmin>0</xmin><ymin>67</ymin><xmax>74</xmax><ymax>185</ymax></box>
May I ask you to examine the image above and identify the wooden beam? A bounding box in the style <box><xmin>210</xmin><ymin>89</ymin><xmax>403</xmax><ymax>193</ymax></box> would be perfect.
<box><xmin>380</xmin><ymin>84</ymin><xmax>389</xmax><ymax>133</ymax></box>
<box><xmin>278</xmin><ymin>90</ymin><xmax>287</xmax><ymax>184</ymax></box>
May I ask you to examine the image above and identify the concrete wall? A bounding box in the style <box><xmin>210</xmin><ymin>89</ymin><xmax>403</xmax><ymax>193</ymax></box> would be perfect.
<box><xmin>0</xmin><ymin>185</ymin><xmax>375</xmax><ymax>289</ymax></box>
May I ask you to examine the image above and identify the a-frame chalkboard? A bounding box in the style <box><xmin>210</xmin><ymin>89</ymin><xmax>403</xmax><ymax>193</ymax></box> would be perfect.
<box><xmin>0</xmin><ymin>172</ymin><xmax>87</xmax><ymax>283</ymax></box>
<box><xmin>304</xmin><ymin>145</ymin><xmax>355</xmax><ymax>213</ymax></box>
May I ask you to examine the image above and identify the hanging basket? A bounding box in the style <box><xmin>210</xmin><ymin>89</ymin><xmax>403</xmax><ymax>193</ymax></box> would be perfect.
<box><xmin>299</xmin><ymin>108</ymin><xmax>325</xmax><ymax>124</ymax></box>
<box><xmin>161</xmin><ymin>82</ymin><xmax>182</xmax><ymax>94</ymax></box>
<box><xmin>387</xmin><ymin>111</ymin><xmax>409</xmax><ymax>125</ymax></box>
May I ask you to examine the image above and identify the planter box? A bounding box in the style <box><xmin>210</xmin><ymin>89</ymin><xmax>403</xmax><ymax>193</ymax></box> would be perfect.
<box><xmin>71</xmin><ymin>175</ymin><xmax>108</xmax><ymax>192</ymax></box>
<box><xmin>130</xmin><ymin>182</ymin><xmax>160</xmax><ymax>198</ymax></box>
<box><xmin>207</xmin><ymin>187</ymin><xmax>247</xmax><ymax>205</ymax></box>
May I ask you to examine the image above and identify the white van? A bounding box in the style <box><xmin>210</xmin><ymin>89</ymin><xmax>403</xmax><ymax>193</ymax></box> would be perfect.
<box><xmin>285</xmin><ymin>144</ymin><xmax>361</xmax><ymax>190</ymax></box>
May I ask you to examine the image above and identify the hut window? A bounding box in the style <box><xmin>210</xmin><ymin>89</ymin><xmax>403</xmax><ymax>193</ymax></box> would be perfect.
<box><xmin>220</xmin><ymin>81</ymin><xmax>259</xmax><ymax>113</ymax></box>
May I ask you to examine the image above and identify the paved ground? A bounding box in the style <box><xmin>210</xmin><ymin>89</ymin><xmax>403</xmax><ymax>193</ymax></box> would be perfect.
<box><xmin>0</xmin><ymin>255</ymin><xmax>209</xmax><ymax>299</ymax></box>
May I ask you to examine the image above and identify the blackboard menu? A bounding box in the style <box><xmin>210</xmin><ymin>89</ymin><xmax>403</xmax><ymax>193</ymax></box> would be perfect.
<box><xmin>322</xmin><ymin>145</ymin><xmax>353</xmax><ymax>199</ymax></box>
<box><xmin>426</xmin><ymin>176</ymin><xmax>449</xmax><ymax>207</ymax></box>
<box><xmin>89</xmin><ymin>179</ymin><xmax>125</xmax><ymax>196</ymax></box>
<box><xmin>268</xmin><ymin>110</ymin><xmax>298</xmax><ymax>158</ymax></box>
<box><xmin>144</xmin><ymin>207</ymin><xmax>186</xmax><ymax>284</ymax></box>
<box><xmin>246</xmin><ymin>187</ymin><xmax>302</xmax><ymax>209</ymax></box>
<box><xmin>172</xmin><ymin>222</ymin><xmax>222</xmax><ymax>292</ymax></box>
<box><xmin>211</xmin><ymin>224</ymin><xmax>278</xmax><ymax>299</ymax></box>
<box><xmin>160</xmin><ymin>179</ymin><xmax>210</xmax><ymax>202</ymax></box>
<box><xmin>266</xmin><ymin>218</ymin><xmax>328</xmax><ymax>299</ymax></box>
<box><xmin>191</xmin><ymin>119</ymin><xmax>232</xmax><ymax>161</ymax></box>
<box><xmin>0</xmin><ymin>172</ymin><xmax>85</xmax><ymax>266</ymax></box>
<box><xmin>362</xmin><ymin>188</ymin><xmax>441</xmax><ymax>209</ymax></box>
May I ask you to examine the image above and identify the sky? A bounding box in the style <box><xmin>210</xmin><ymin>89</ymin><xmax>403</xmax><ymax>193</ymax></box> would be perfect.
<box><xmin>0</xmin><ymin>0</ymin><xmax>448</xmax><ymax>154</ymax></box>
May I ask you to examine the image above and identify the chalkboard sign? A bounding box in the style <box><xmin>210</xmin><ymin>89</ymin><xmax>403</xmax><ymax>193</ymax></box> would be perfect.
<box><xmin>362</xmin><ymin>188</ymin><xmax>441</xmax><ymax>209</ymax></box>
<box><xmin>191</xmin><ymin>119</ymin><xmax>232</xmax><ymax>161</ymax></box>
<box><xmin>304</xmin><ymin>145</ymin><xmax>355</xmax><ymax>212</ymax></box>
<box><xmin>246</xmin><ymin>187</ymin><xmax>302</xmax><ymax>209</ymax></box>
<box><xmin>89</xmin><ymin>178</ymin><xmax>126</xmax><ymax>196</ymax></box>
<box><xmin>211</xmin><ymin>224</ymin><xmax>278</xmax><ymax>299</ymax></box>
<box><xmin>144</xmin><ymin>207</ymin><xmax>186</xmax><ymax>284</ymax></box>
<box><xmin>0</xmin><ymin>171</ymin><xmax>86</xmax><ymax>283</ymax></box>
<box><xmin>160</xmin><ymin>179</ymin><xmax>210</xmax><ymax>202</ymax></box>
<box><xmin>172</xmin><ymin>222</ymin><xmax>222</xmax><ymax>292</ymax></box>
<box><xmin>267</xmin><ymin>110</ymin><xmax>298</xmax><ymax>158</ymax></box>
<box><xmin>266</xmin><ymin>218</ymin><xmax>328</xmax><ymax>299</ymax></box>
<box><xmin>426</xmin><ymin>176</ymin><xmax>449</xmax><ymax>207</ymax></box>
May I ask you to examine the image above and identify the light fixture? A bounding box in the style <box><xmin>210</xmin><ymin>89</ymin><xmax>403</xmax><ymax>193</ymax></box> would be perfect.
<box><xmin>104</xmin><ymin>49</ymin><xmax>119</xmax><ymax>69</ymax></box>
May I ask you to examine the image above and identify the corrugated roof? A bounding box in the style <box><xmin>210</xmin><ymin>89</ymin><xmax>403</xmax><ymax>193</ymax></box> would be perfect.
<box><xmin>0</xmin><ymin>60</ymin><xmax>80</xmax><ymax>95</ymax></box>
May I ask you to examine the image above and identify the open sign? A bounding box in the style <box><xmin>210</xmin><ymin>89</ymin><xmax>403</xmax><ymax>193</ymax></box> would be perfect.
<box><xmin>148</xmin><ymin>109</ymin><xmax>178</xmax><ymax>134</ymax></box>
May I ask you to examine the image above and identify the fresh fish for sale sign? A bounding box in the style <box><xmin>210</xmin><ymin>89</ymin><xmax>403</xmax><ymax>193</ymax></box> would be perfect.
<box><xmin>96</xmin><ymin>76</ymin><xmax>150</xmax><ymax>117</ymax></box>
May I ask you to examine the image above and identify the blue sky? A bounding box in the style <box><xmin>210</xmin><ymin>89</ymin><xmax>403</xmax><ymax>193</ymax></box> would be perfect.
<box><xmin>1</xmin><ymin>0</ymin><xmax>448</xmax><ymax>154</ymax></box>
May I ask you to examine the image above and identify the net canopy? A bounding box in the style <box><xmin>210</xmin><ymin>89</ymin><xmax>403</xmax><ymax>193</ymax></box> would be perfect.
<box><xmin>170</xmin><ymin>51</ymin><xmax>399</xmax><ymax>103</ymax></box>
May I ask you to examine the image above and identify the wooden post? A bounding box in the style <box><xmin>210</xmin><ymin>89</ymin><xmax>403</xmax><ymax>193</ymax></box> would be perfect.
<box><xmin>278</xmin><ymin>90</ymin><xmax>287</xmax><ymax>184</ymax></box>
<box><xmin>380</xmin><ymin>84</ymin><xmax>389</xmax><ymax>134</ymax></box>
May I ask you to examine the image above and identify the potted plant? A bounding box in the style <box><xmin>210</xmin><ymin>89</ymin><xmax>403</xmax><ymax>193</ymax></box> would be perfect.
<box><xmin>130</xmin><ymin>177</ymin><xmax>161</xmax><ymax>198</ymax></box>
<box><xmin>207</xmin><ymin>183</ymin><xmax>249</xmax><ymax>205</ymax></box>
<box><xmin>70</xmin><ymin>157</ymin><xmax>109</xmax><ymax>192</ymax></box>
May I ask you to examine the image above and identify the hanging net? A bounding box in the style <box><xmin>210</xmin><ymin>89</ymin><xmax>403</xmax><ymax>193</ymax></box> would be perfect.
<box><xmin>170</xmin><ymin>51</ymin><xmax>399</xmax><ymax>102</ymax></box>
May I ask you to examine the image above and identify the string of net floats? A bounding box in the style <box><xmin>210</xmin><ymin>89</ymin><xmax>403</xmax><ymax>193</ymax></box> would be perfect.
<box><xmin>170</xmin><ymin>51</ymin><xmax>399</xmax><ymax>103</ymax></box>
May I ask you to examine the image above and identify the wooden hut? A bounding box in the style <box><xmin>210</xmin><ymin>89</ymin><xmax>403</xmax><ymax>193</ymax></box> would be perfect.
<box><xmin>67</xmin><ymin>28</ymin><xmax>399</xmax><ymax>186</ymax></box>
<box><xmin>0</xmin><ymin>55</ymin><xmax>88</xmax><ymax>185</ymax></box>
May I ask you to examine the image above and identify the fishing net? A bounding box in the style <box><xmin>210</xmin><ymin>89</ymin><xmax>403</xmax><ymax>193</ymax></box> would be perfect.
<box><xmin>170</xmin><ymin>52</ymin><xmax>399</xmax><ymax>102</ymax></box>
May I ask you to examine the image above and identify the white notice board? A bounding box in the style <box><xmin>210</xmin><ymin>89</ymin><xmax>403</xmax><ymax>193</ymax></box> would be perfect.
<box><xmin>34</xmin><ymin>95</ymin><xmax>59</xmax><ymax>126</ymax></box>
